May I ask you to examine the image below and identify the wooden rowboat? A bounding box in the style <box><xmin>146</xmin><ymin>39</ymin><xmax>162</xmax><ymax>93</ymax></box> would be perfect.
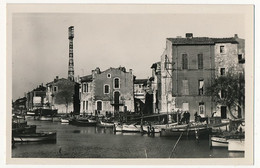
<box><xmin>13</xmin><ymin>132</ymin><xmax>56</xmax><ymax>142</ymax></box>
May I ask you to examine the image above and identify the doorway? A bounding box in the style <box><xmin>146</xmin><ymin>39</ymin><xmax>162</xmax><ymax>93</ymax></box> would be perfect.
<box><xmin>221</xmin><ymin>106</ymin><xmax>227</xmax><ymax>119</ymax></box>
<box><xmin>114</xmin><ymin>91</ymin><xmax>120</xmax><ymax>112</ymax></box>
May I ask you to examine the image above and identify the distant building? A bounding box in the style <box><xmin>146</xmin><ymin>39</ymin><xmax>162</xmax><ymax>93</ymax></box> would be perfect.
<box><xmin>26</xmin><ymin>84</ymin><xmax>46</xmax><ymax>111</ymax></box>
<box><xmin>158</xmin><ymin>33</ymin><xmax>245</xmax><ymax>120</ymax></box>
<box><xmin>79</xmin><ymin>67</ymin><xmax>135</xmax><ymax>116</ymax></box>
<box><xmin>134</xmin><ymin>78</ymin><xmax>148</xmax><ymax>102</ymax></box>
<box><xmin>13</xmin><ymin>97</ymin><xmax>27</xmax><ymax>113</ymax></box>
<box><xmin>134</xmin><ymin>78</ymin><xmax>148</xmax><ymax>113</ymax></box>
<box><xmin>45</xmin><ymin>76</ymin><xmax>80</xmax><ymax>114</ymax></box>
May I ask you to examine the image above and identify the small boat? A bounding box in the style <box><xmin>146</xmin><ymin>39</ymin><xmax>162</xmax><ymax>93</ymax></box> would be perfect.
<box><xmin>69</xmin><ymin>119</ymin><xmax>97</xmax><ymax>126</ymax></box>
<box><xmin>114</xmin><ymin>123</ymin><xmax>123</xmax><ymax>132</ymax></box>
<box><xmin>26</xmin><ymin>111</ymin><xmax>36</xmax><ymax>116</ymax></box>
<box><xmin>210</xmin><ymin>136</ymin><xmax>228</xmax><ymax>147</ymax></box>
<box><xmin>13</xmin><ymin>132</ymin><xmax>56</xmax><ymax>142</ymax></box>
<box><xmin>97</xmin><ymin>121</ymin><xmax>114</xmax><ymax>128</ymax></box>
<box><xmin>141</xmin><ymin>123</ymin><xmax>178</xmax><ymax>133</ymax></box>
<box><xmin>122</xmin><ymin>124</ymin><xmax>141</xmax><ymax>132</ymax></box>
<box><xmin>61</xmin><ymin>118</ymin><xmax>70</xmax><ymax>123</ymax></box>
<box><xmin>160</xmin><ymin>123</ymin><xmax>210</xmax><ymax>137</ymax></box>
<box><xmin>228</xmin><ymin>139</ymin><xmax>245</xmax><ymax>152</ymax></box>
<box><xmin>38</xmin><ymin>116</ymin><xmax>53</xmax><ymax>121</ymax></box>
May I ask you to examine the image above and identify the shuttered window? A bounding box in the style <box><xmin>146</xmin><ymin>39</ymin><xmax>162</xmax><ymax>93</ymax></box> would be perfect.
<box><xmin>182</xmin><ymin>80</ymin><xmax>189</xmax><ymax>95</ymax></box>
<box><xmin>198</xmin><ymin>54</ymin><xmax>203</xmax><ymax>69</ymax></box>
<box><xmin>182</xmin><ymin>54</ymin><xmax>188</xmax><ymax>70</ymax></box>
<box><xmin>198</xmin><ymin>80</ymin><xmax>204</xmax><ymax>95</ymax></box>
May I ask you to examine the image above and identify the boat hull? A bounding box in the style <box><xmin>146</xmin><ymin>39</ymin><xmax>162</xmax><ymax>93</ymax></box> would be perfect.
<box><xmin>97</xmin><ymin>121</ymin><xmax>114</xmax><ymax>128</ymax></box>
<box><xmin>211</xmin><ymin>136</ymin><xmax>228</xmax><ymax>147</ymax></box>
<box><xmin>13</xmin><ymin>132</ymin><xmax>56</xmax><ymax>142</ymax></box>
<box><xmin>160</xmin><ymin>126</ymin><xmax>210</xmax><ymax>138</ymax></box>
<box><xmin>38</xmin><ymin>116</ymin><xmax>53</xmax><ymax>121</ymax></box>
<box><xmin>122</xmin><ymin>124</ymin><xmax>140</xmax><ymax>132</ymax></box>
<box><xmin>61</xmin><ymin>119</ymin><xmax>69</xmax><ymax>123</ymax></box>
<box><xmin>69</xmin><ymin>119</ymin><xmax>97</xmax><ymax>126</ymax></box>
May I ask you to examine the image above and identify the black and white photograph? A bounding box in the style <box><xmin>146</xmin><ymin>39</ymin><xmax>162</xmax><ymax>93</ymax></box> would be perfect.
<box><xmin>4</xmin><ymin>3</ymin><xmax>254</xmax><ymax>165</ymax></box>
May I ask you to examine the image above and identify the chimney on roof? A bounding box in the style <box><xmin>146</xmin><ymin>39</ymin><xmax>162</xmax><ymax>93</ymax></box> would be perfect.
<box><xmin>186</xmin><ymin>33</ymin><xmax>193</xmax><ymax>38</ymax></box>
<box><xmin>234</xmin><ymin>34</ymin><xmax>238</xmax><ymax>38</ymax></box>
<box><xmin>129</xmin><ymin>69</ymin><xmax>133</xmax><ymax>74</ymax></box>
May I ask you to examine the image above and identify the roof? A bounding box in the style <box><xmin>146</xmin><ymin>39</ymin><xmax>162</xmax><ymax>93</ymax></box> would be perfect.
<box><xmin>212</xmin><ymin>38</ymin><xmax>238</xmax><ymax>44</ymax></box>
<box><xmin>167</xmin><ymin>37</ymin><xmax>238</xmax><ymax>45</ymax></box>
<box><xmin>46</xmin><ymin>78</ymin><xmax>74</xmax><ymax>85</ymax></box>
<box><xmin>134</xmin><ymin>79</ymin><xmax>148</xmax><ymax>85</ymax></box>
<box><xmin>80</xmin><ymin>74</ymin><xmax>93</xmax><ymax>82</ymax></box>
<box><xmin>80</xmin><ymin>66</ymin><xmax>131</xmax><ymax>83</ymax></box>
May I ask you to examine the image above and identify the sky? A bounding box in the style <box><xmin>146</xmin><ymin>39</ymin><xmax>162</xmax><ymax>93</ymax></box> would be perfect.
<box><xmin>12</xmin><ymin>13</ymin><xmax>245</xmax><ymax>100</ymax></box>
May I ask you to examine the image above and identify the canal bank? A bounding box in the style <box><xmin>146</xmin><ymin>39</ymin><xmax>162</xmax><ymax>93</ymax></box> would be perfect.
<box><xmin>12</xmin><ymin>118</ymin><xmax>244</xmax><ymax>158</ymax></box>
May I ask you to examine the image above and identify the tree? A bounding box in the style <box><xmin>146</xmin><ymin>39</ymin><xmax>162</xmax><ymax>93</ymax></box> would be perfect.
<box><xmin>55</xmin><ymin>83</ymin><xmax>74</xmax><ymax>114</ymax></box>
<box><xmin>206</xmin><ymin>72</ymin><xmax>245</xmax><ymax>119</ymax></box>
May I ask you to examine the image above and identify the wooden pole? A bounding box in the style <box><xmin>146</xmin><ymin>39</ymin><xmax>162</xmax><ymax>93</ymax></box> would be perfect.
<box><xmin>169</xmin><ymin>132</ymin><xmax>183</xmax><ymax>158</ymax></box>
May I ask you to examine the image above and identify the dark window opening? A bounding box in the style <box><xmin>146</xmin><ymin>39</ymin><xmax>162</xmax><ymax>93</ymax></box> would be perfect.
<box><xmin>97</xmin><ymin>101</ymin><xmax>102</xmax><ymax>111</ymax></box>
<box><xmin>220</xmin><ymin>68</ymin><xmax>225</xmax><ymax>76</ymax></box>
<box><xmin>198</xmin><ymin>54</ymin><xmax>203</xmax><ymax>69</ymax></box>
<box><xmin>114</xmin><ymin>78</ymin><xmax>119</xmax><ymax>88</ymax></box>
<box><xmin>220</xmin><ymin>46</ymin><xmax>225</xmax><ymax>53</ymax></box>
<box><xmin>182</xmin><ymin>54</ymin><xmax>188</xmax><ymax>70</ymax></box>
<box><xmin>104</xmin><ymin>85</ymin><xmax>109</xmax><ymax>94</ymax></box>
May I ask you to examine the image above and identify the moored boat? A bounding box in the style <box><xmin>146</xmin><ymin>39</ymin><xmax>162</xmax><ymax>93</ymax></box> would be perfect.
<box><xmin>61</xmin><ymin>118</ymin><xmax>70</xmax><ymax>123</ymax></box>
<box><xmin>160</xmin><ymin>123</ymin><xmax>210</xmax><ymax>138</ymax></box>
<box><xmin>38</xmin><ymin>116</ymin><xmax>53</xmax><ymax>121</ymax></box>
<box><xmin>13</xmin><ymin>132</ymin><xmax>56</xmax><ymax>142</ymax></box>
<box><xmin>210</xmin><ymin>136</ymin><xmax>228</xmax><ymax>147</ymax></box>
<box><xmin>69</xmin><ymin>119</ymin><xmax>97</xmax><ymax>126</ymax></box>
<box><xmin>122</xmin><ymin>124</ymin><xmax>140</xmax><ymax>132</ymax></box>
<box><xmin>97</xmin><ymin>121</ymin><xmax>114</xmax><ymax>128</ymax></box>
<box><xmin>114</xmin><ymin>123</ymin><xmax>123</xmax><ymax>132</ymax></box>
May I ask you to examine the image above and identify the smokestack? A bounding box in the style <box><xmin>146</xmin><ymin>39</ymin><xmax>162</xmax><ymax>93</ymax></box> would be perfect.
<box><xmin>68</xmin><ymin>26</ymin><xmax>75</xmax><ymax>82</ymax></box>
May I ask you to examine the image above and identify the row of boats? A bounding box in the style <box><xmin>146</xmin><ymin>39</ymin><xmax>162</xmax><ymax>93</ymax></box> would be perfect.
<box><xmin>13</xmin><ymin>112</ymin><xmax>245</xmax><ymax>152</ymax></box>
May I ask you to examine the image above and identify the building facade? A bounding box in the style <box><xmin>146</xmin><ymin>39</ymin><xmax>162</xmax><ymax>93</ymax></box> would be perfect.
<box><xmin>80</xmin><ymin>67</ymin><xmax>135</xmax><ymax>116</ymax></box>
<box><xmin>213</xmin><ymin>34</ymin><xmax>245</xmax><ymax>119</ymax></box>
<box><xmin>46</xmin><ymin>76</ymin><xmax>80</xmax><ymax>114</ymax></box>
<box><xmin>158</xmin><ymin>33</ymin><xmax>245</xmax><ymax>120</ymax></box>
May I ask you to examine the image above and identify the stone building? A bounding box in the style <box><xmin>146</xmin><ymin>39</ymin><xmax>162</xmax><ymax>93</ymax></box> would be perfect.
<box><xmin>45</xmin><ymin>76</ymin><xmax>80</xmax><ymax>114</ymax></box>
<box><xmin>213</xmin><ymin>34</ymin><xmax>245</xmax><ymax>119</ymax></box>
<box><xmin>79</xmin><ymin>67</ymin><xmax>135</xmax><ymax>116</ymax></box>
<box><xmin>158</xmin><ymin>33</ymin><xmax>245</xmax><ymax>120</ymax></box>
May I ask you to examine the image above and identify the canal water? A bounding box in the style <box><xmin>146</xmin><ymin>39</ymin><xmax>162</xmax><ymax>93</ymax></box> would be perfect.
<box><xmin>12</xmin><ymin>118</ymin><xmax>244</xmax><ymax>158</ymax></box>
